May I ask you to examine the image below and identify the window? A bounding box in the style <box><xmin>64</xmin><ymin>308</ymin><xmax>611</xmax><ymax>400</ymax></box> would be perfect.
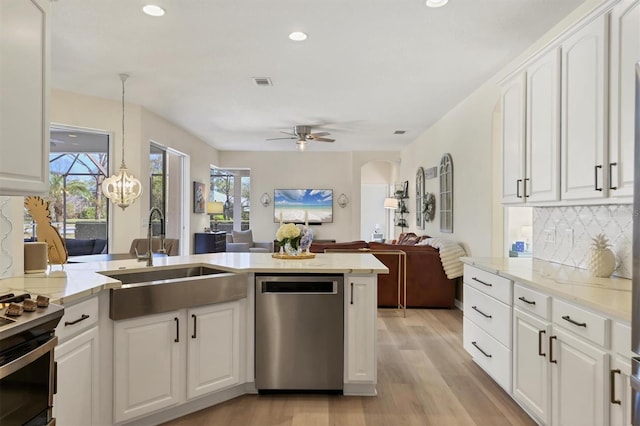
<box><xmin>210</xmin><ymin>168</ymin><xmax>250</xmax><ymax>233</ymax></box>
<box><xmin>150</xmin><ymin>144</ymin><xmax>166</xmax><ymax>214</ymax></box>
<box><xmin>25</xmin><ymin>128</ymin><xmax>110</xmax><ymax>244</ymax></box>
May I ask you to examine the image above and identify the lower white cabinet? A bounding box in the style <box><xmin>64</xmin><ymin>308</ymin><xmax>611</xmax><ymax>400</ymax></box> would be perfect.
<box><xmin>513</xmin><ymin>308</ymin><xmax>551</xmax><ymax>425</ymax></box>
<box><xmin>54</xmin><ymin>327</ymin><xmax>100</xmax><ymax>425</ymax></box>
<box><xmin>113</xmin><ymin>300</ymin><xmax>243</xmax><ymax>423</ymax></box>
<box><xmin>610</xmin><ymin>356</ymin><xmax>632</xmax><ymax>426</ymax></box>
<box><xmin>550</xmin><ymin>326</ymin><xmax>607</xmax><ymax>426</ymax></box>
<box><xmin>53</xmin><ymin>296</ymin><xmax>100</xmax><ymax>426</ymax></box>
<box><xmin>345</xmin><ymin>274</ymin><xmax>376</xmax><ymax>384</ymax></box>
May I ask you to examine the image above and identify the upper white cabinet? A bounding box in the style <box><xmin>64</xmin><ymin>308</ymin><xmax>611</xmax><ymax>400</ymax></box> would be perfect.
<box><xmin>0</xmin><ymin>0</ymin><xmax>50</xmax><ymax>195</ymax></box>
<box><xmin>501</xmin><ymin>49</ymin><xmax>561</xmax><ymax>204</ymax></box>
<box><xmin>608</xmin><ymin>0</ymin><xmax>640</xmax><ymax>199</ymax></box>
<box><xmin>561</xmin><ymin>15</ymin><xmax>609</xmax><ymax>201</ymax></box>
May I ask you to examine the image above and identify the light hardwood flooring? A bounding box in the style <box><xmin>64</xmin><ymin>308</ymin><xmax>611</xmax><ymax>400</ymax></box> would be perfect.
<box><xmin>162</xmin><ymin>308</ymin><xmax>536</xmax><ymax>426</ymax></box>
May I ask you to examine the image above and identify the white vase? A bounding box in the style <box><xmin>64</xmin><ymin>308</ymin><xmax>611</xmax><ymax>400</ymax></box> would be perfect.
<box><xmin>588</xmin><ymin>247</ymin><xmax>616</xmax><ymax>278</ymax></box>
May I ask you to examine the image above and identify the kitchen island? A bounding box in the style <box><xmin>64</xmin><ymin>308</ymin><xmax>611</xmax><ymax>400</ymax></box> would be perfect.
<box><xmin>0</xmin><ymin>252</ymin><xmax>387</xmax><ymax>426</ymax></box>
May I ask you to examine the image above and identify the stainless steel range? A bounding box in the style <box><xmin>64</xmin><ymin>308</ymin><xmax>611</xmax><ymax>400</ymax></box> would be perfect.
<box><xmin>0</xmin><ymin>292</ymin><xmax>64</xmax><ymax>426</ymax></box>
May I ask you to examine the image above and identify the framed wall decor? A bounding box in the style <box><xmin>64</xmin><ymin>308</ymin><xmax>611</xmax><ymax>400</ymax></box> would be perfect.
<box><xmin>193</xmin><ymin>181</ymin><xmax>205</xmax><ymax>213</ymax></box>
<box><xmin>415</xmin><ymin>167</ymin><xmax>425</xmax><ymax>229</ymax></box>
<box><xmin>439</xmin><ymin>153</ymin><xmax>453</xmax><ymax>233</ymax></box>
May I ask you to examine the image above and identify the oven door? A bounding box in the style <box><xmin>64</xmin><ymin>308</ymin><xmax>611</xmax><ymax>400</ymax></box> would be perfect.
<box><xmin>0</xmin><ymin>334</ymin><xmax>57</xmax><ymax>426</ymax></box>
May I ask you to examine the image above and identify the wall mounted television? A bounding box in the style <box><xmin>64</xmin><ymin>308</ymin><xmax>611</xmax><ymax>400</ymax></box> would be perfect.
<box><xmin>273</xmin><ymin>189</ymin><xmax>333</xmax><ymax>224</ymax></box>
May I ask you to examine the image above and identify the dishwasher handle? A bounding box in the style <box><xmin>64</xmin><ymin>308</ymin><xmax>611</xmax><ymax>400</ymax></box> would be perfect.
<box><xmin>261</xmin><ymin>280</ymin><xmax>338</xmax><ymax>294</ymax></box>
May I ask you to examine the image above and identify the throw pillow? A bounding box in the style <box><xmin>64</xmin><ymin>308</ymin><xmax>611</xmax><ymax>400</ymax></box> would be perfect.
<box><xmin>233</xmin><ymin>229</ymin><xmax>253</xmax><ymax>244</ymax></box>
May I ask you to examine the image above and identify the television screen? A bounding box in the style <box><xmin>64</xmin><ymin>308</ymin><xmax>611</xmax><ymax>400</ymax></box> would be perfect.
<box><xmin>274</xmin><ymin>189</ymin><xmax>333</xmax><ymax>224</ymax></box>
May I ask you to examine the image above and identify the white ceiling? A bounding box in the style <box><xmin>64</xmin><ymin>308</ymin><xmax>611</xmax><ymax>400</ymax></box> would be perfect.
<box><xmin>50</xmin><ymin>0</ymin><xmax>585</xmax><ymax>152</ymax></box>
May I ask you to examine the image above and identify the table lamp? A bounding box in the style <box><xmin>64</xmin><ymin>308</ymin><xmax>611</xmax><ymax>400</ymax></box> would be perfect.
<box><xmin>207</xmin><ymin>201</ymin><xmax>224</xmax><ymax>231</ymax></box>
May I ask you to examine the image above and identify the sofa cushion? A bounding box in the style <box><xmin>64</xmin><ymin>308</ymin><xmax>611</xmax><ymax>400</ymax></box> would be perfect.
<box><xmin>397</xmin><ymin>232</ymin><xmax>419</xmax><ymax>245</ymax></box>
<box><xmin>309</xmin><ymin>240</ymin><xmax>368</xmax><ymax>253</ymax></box>
<box><xmin>232</xmin><ymin>229</ymin><xmax>253</xmax><ymax>244</ymax></box>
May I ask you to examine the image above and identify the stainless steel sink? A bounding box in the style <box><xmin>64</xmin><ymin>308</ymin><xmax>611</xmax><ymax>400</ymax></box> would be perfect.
<box><xmin>100</xmin><ymin>265</ymin><xmax>247</xmax><ymax>320</ymax></box>
<box><xmin>100</xmin><ymin>265</ymin><xmax>225</xmax><ymax>284</ymax></box>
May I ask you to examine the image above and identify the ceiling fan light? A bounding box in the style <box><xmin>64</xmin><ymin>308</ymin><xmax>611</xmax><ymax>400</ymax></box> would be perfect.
<box><xmin>289</xmin><ymin>31</ymin><xmax>308</xmax><ymax>41</ymax></box>
<box><xmin>296</xmin><ymin>140</ymin><xmax>307</xmax><ymax>151</ymax></box>
<box><xmin>426</xmin><ymin>0</ymin><xmax>448</xmax><ymax>7</ymax></box>
<box><xmin>142</xmin><ymin>4</ymin><xmax>165</xmax><ymax>16</ymax></box>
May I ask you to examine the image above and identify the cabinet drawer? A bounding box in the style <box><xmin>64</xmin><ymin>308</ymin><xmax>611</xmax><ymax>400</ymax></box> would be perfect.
<box><xmin>463</xmin><ymin>265</ymin><xmax>512</xmax><ymax>305</ymax></box>
<box><xmin>464</xmin><ymin>284</ymin><xmax>512</xmax><ymax>348</ymax></box>
<box><xmin>463</xmin><ymin>317</ymin><xmax>512</xmax><ymax>393</ymax></box>
<box><xmin>513</xmin><ymin>283</ymin><xmax>550</xmax><ymax>320</ymax></box>
<box><xmin>612</xmin><ymin>321</ymin><xmax>633</xmax><ymax>359</ymax></box>
<box><xmin>56</xmin><ymin>296</ymin><xmax>99</xmax><ymax>342</ymax></box>
<box><xmin>552</xmin><ymin>298</ymin><xmax>609</xmax><ymax>347</ymax></box>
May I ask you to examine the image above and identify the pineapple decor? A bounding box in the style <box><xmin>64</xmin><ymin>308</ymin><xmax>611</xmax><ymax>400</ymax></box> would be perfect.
<box><xmin>588</xmin><ymin>233</ymin><xmax>616</xmax><ymax>278</ymax></box>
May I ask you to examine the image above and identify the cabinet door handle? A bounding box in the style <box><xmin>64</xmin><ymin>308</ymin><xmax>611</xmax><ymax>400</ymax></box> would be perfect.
<box><xmin>174</xmin><ymin>317</ymin><xmax>180</xmax><ymax>343</ymax></box>
<box><xmin>54</xmin><ymin>361</ymin><xmax>58</xmax><ymax>395</ymax></box>
<box><xmin>472</xmin><ymin>277</ymin><xmax>492</xmax><ymax>287</ymax></box>
<box><xmin>471</xmin><ymin>305</ymin><xmax>492</xmax><ymax>319</ymax></box>
<box><xmin>64</xmin><ymin>313</ymin><xmax>90</xmax><ymax>326</ymax></box>
<box><xmin>516</xmin><ymin>179</ymin><xmax>523</xmax><ymax>198</ymax></box>
<box><xmin>562</xmin><ymin>315</ymin><xmax>587</xmax><ymax>328</ymax></box>
<box><xmin>538</xmin><ymin>330</ymin><xmax>546</xmax><ymax>357</ymax></box>
<box><xmin>609</xmin><ymin>162</ymin><xmax>618</xmax><ymax>190</ymax></box>
<box><xmin>610</xmin><ymin>369</ymin><xmax>622</xmax><ymax>404</ymax></box>
<box><xmin>471</xmin><ymin>341</ymin><xmax>492</xmax><ymax>358</ymax></box>
<box><xmin>524</xmin><ymin>178</ymin><xmax>530</xmax><ymax>198</ymax></box>
<box><xmin>191</xmin><ymin>314</ymin><xmax>197</xmax><ymax>339</ymax></box>
<box><xmin>549</xmin><ymin>335</ymin><xmax>557</xmax><ymax>363</ymax></box>
<box><xmin>595</xmin><ymin>165</ymin><xmax>603</xmax><ymax>191</ymax></box>
<box><xmin>350</xmin><ymin>283</ymin><xmax>354</xmax><ymax>305</ymax></box>
<box><xmin>518</xmin><ymin>296</ymin><xmax>536</xmax><ymax>305</ymax></box>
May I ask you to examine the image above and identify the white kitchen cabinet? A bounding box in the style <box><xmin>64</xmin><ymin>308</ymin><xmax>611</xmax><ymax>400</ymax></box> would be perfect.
<box><xmin>53</xmin><ymin>296</ymin><xmax>100</xmax><ymax>426</ymax></box>
<box><xmin>501</xmin><ymin>73</ymin><xmax>526</xmax><ymax>204</ymax></box>
<box><xmin>113</xmin><ymin>311</ymin><xmax>186</xmax><ymax>423</ymax></box>
<box><xmin>345</xmin><ymin>274</ymin><xmax>377</xmax><ymax>384</ymax></box>
<box><xmin>608</xmin><ymin>0</ymin><xmax>640</xmax><ymax>199</ymax></box>
<box><xmin>610</xmin><ymin>356</ymin><xmax>632</xmax><ymax>426</ymax></box>
<box><xmin>187</xmin><ymin>301</ymin><xmax>241</xmax><ymax>399</ymax></box>
<box><xmin>560</xmin><ymin>15</ymin><xmax>609</xmax><ymax>201</ymax></box>
<box><xmin>113</xmin><ymin>300</ymin><xmax>245</xmax><ymax>423</ymax></box>
<box><xmin>513</xmin><ymin>308</ymin><xmax>551</xmax><ymax>425</ymax></box>
<box><xmin>550</xmin><ymin>326</ymin><xmax>608</xmax><ymax>426</ymax></box>
<box><xmin>0</xmin><ymin>0</ymin><xmax>50</xmax><ymax>195</ymax></box>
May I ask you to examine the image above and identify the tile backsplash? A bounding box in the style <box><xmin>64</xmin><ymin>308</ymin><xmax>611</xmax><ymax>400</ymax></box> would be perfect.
<box><xmin>532</xmin><ymin>205</ymin><xmax>633</xmax><ymax>279</ymax></box>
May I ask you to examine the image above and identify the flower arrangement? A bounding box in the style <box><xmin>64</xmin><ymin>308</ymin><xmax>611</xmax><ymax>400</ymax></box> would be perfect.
<box><xmin>276</xmin><ymin>223</ymin><xmax>313</xmax><ymax>255</ymax></box>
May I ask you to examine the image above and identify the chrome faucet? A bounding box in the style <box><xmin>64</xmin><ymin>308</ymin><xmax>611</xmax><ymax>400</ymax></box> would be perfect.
<box><xmin>136</xmin><ymin>207</ymin><xmax>166</xmax><ymax>266</ymax></box>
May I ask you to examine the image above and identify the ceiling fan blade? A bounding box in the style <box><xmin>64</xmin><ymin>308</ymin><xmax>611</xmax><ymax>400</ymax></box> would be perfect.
<box><xmin>309</xmin><ymin>132</ymin><xmax>330</xmax><ymax>138</ymax></box>
<box><xmin>266</xmin><ymin>136</ymin><xmax>297</xmax><ymax>141</ymax></box>
<box><xmin>311</xmin><ymin>137</ymin><xmax>335</xmax><ymax>143</ymax></box>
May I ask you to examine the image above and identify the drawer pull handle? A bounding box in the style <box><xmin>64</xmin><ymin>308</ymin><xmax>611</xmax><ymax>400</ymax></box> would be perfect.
<box><xmin>610</xmin><ymin>369</ymin><xmax>621</xmax><ymax>405</ymax></box>
<box><xmin>472</xmin><ymin>277</ymin><xmax>492</xmax><ymax>287</ymax></box>
<box><xmin>192</xmin><ymin>314</ymin><xmax>197</xmax><ymax>339</ymax></box>
<box><xmin>174</xmin><ymin>317</ymin><xmax>180</xmax><ymax>343</ymax></box>
<box><xmin>562</xmin><ymin>315</ymin><xmax>587</xmax><ymax>328</ymax></box>
<box><xmin>471</xmin><ymin>341</ymin><xmax>492</xmax><ymax>358</ymax></box>
<box><xmin>518</xmin><ymin>296</ymin><xmax>536</xmax><ymax>305</ymax></box>
<box><xmin>538</xmin><ymin>330</ymin><xmax>546</xmax><ymax>357</ymax></box>
<box><xmin>549</xmin><ymin>335</ymin><xmax>557</xmax><ymax>364</ymax></box>
<box><xmin>64</xmin><ymin>314</ymin><xmax>90</xmax><ymax>326</ymax></box>
<box><xmin>471</xmin><ymin>305</ymin><xmax>492</xmax><ymax>319</ymax></box>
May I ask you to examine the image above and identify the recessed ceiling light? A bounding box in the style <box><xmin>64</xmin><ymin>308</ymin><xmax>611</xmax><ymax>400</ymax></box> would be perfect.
<box><xmin>68</xmin><ymin>134</ymin><xmax>77</xmax><ymax>138</ymax></box>
<box><xmin>426</xmin><ymin>0</ymin><xmax>448</xmax><ymax>7</ymax></box>
<box><xmin>142</xmin><ymin>5</ymin><xmax>165</xmax><ymax>17</ymax></box>
<box><xmin>289</xmin><ymin>31</ymin><xmax>308</xmax><ymax>41</ymax></box>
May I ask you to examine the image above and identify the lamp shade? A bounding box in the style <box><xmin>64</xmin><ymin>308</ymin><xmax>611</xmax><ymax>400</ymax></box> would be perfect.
<box><xmin>384</xmin><ymin>198</ymin><xmax>398</xmax><ymax>209</ymax></box>
<box><xmin>207</xmin><ymin>201</ymin><xmax>224</xmax><ymax>215</ymax></box>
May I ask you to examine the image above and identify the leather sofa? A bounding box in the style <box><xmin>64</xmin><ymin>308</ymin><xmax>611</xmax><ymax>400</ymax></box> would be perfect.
<box><xmin>309</xmin><ymin>234</ymin><xmax>456</xmax><ymax>309</ymax></box>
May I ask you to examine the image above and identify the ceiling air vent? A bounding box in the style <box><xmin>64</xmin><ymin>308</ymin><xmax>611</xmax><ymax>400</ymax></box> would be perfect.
<box><xmin>394</xmin><ymin>130</ymin><xmax>406</xmax><ymax>135</ymax></box>
<box><xmin>253</xmin><ymin>77</ymin><xmax>273</xmax><ymax>87</ymax></box>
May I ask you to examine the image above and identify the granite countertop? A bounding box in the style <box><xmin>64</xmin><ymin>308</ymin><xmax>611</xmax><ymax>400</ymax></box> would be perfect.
<box><xmin>0</xmin><ymin>252</ymin><xmax>388</xmax><ymax>305</ymax></box>
<box><xmin>461</xmin><ymin>257</ymin><xmax>632</xmax><ymax>322</ymax></box>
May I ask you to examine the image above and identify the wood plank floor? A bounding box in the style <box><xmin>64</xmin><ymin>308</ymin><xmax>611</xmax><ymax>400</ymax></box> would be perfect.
<box><xmin>162</xmin><ymin>308</ymin><xmax>536</xmax><ymax>426</ymax></box>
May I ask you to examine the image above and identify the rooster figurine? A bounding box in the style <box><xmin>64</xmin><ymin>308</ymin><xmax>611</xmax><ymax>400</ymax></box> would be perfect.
<box><xmin>24</xmin><ymin>196</ymin><xmax>68</xmax><ymax>266</ymax></box>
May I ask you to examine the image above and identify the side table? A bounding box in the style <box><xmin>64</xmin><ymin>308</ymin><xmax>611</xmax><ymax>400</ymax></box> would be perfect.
<box><xmin>194</xmin><ymin>231</ymin><xmax>227</xmax><ymax>253</ymax></box>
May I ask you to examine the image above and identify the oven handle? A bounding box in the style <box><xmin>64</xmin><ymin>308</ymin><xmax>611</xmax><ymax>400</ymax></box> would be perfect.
<box><xmin>0</xmin><ymin>335</ymin><xmax>58</xmax><ymax>380</ymax></box>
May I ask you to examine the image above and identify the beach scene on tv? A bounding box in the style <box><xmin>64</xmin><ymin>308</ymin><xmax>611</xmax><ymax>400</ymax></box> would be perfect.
<box><xmin>274</xmin><ymin>189</ymin><xmax>333</xmax><ymax>224</ymax></box>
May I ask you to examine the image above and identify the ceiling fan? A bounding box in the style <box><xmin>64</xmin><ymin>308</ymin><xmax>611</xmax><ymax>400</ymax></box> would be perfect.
<box><xmin>267</xmin><ymin>125</ymin><xmax>335</xmax><ymax>150</ymax></box>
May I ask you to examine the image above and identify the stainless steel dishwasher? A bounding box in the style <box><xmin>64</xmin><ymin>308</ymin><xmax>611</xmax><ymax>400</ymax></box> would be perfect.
<box><xmin>255</xmin><ymin>274</ymin><xmax>344</xmax><ymax>392</ymax></box>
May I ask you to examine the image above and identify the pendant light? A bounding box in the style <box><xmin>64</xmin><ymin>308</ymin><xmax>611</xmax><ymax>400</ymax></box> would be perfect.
<box><xmin>102</xmin><ymin>73</ymin><xmax>142</xmax><ymax>210</ymax></box>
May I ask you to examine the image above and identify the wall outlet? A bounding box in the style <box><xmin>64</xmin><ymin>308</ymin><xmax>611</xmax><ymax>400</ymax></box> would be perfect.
<box><xmin>565</xmin><ymin>229</ymin><xmax>574</xmax><ymax>248</ymax></box>
<box><xmin>543</xmin><ymin>228</ymin><xmax>556</xmax><ymax>244</ymax></box>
